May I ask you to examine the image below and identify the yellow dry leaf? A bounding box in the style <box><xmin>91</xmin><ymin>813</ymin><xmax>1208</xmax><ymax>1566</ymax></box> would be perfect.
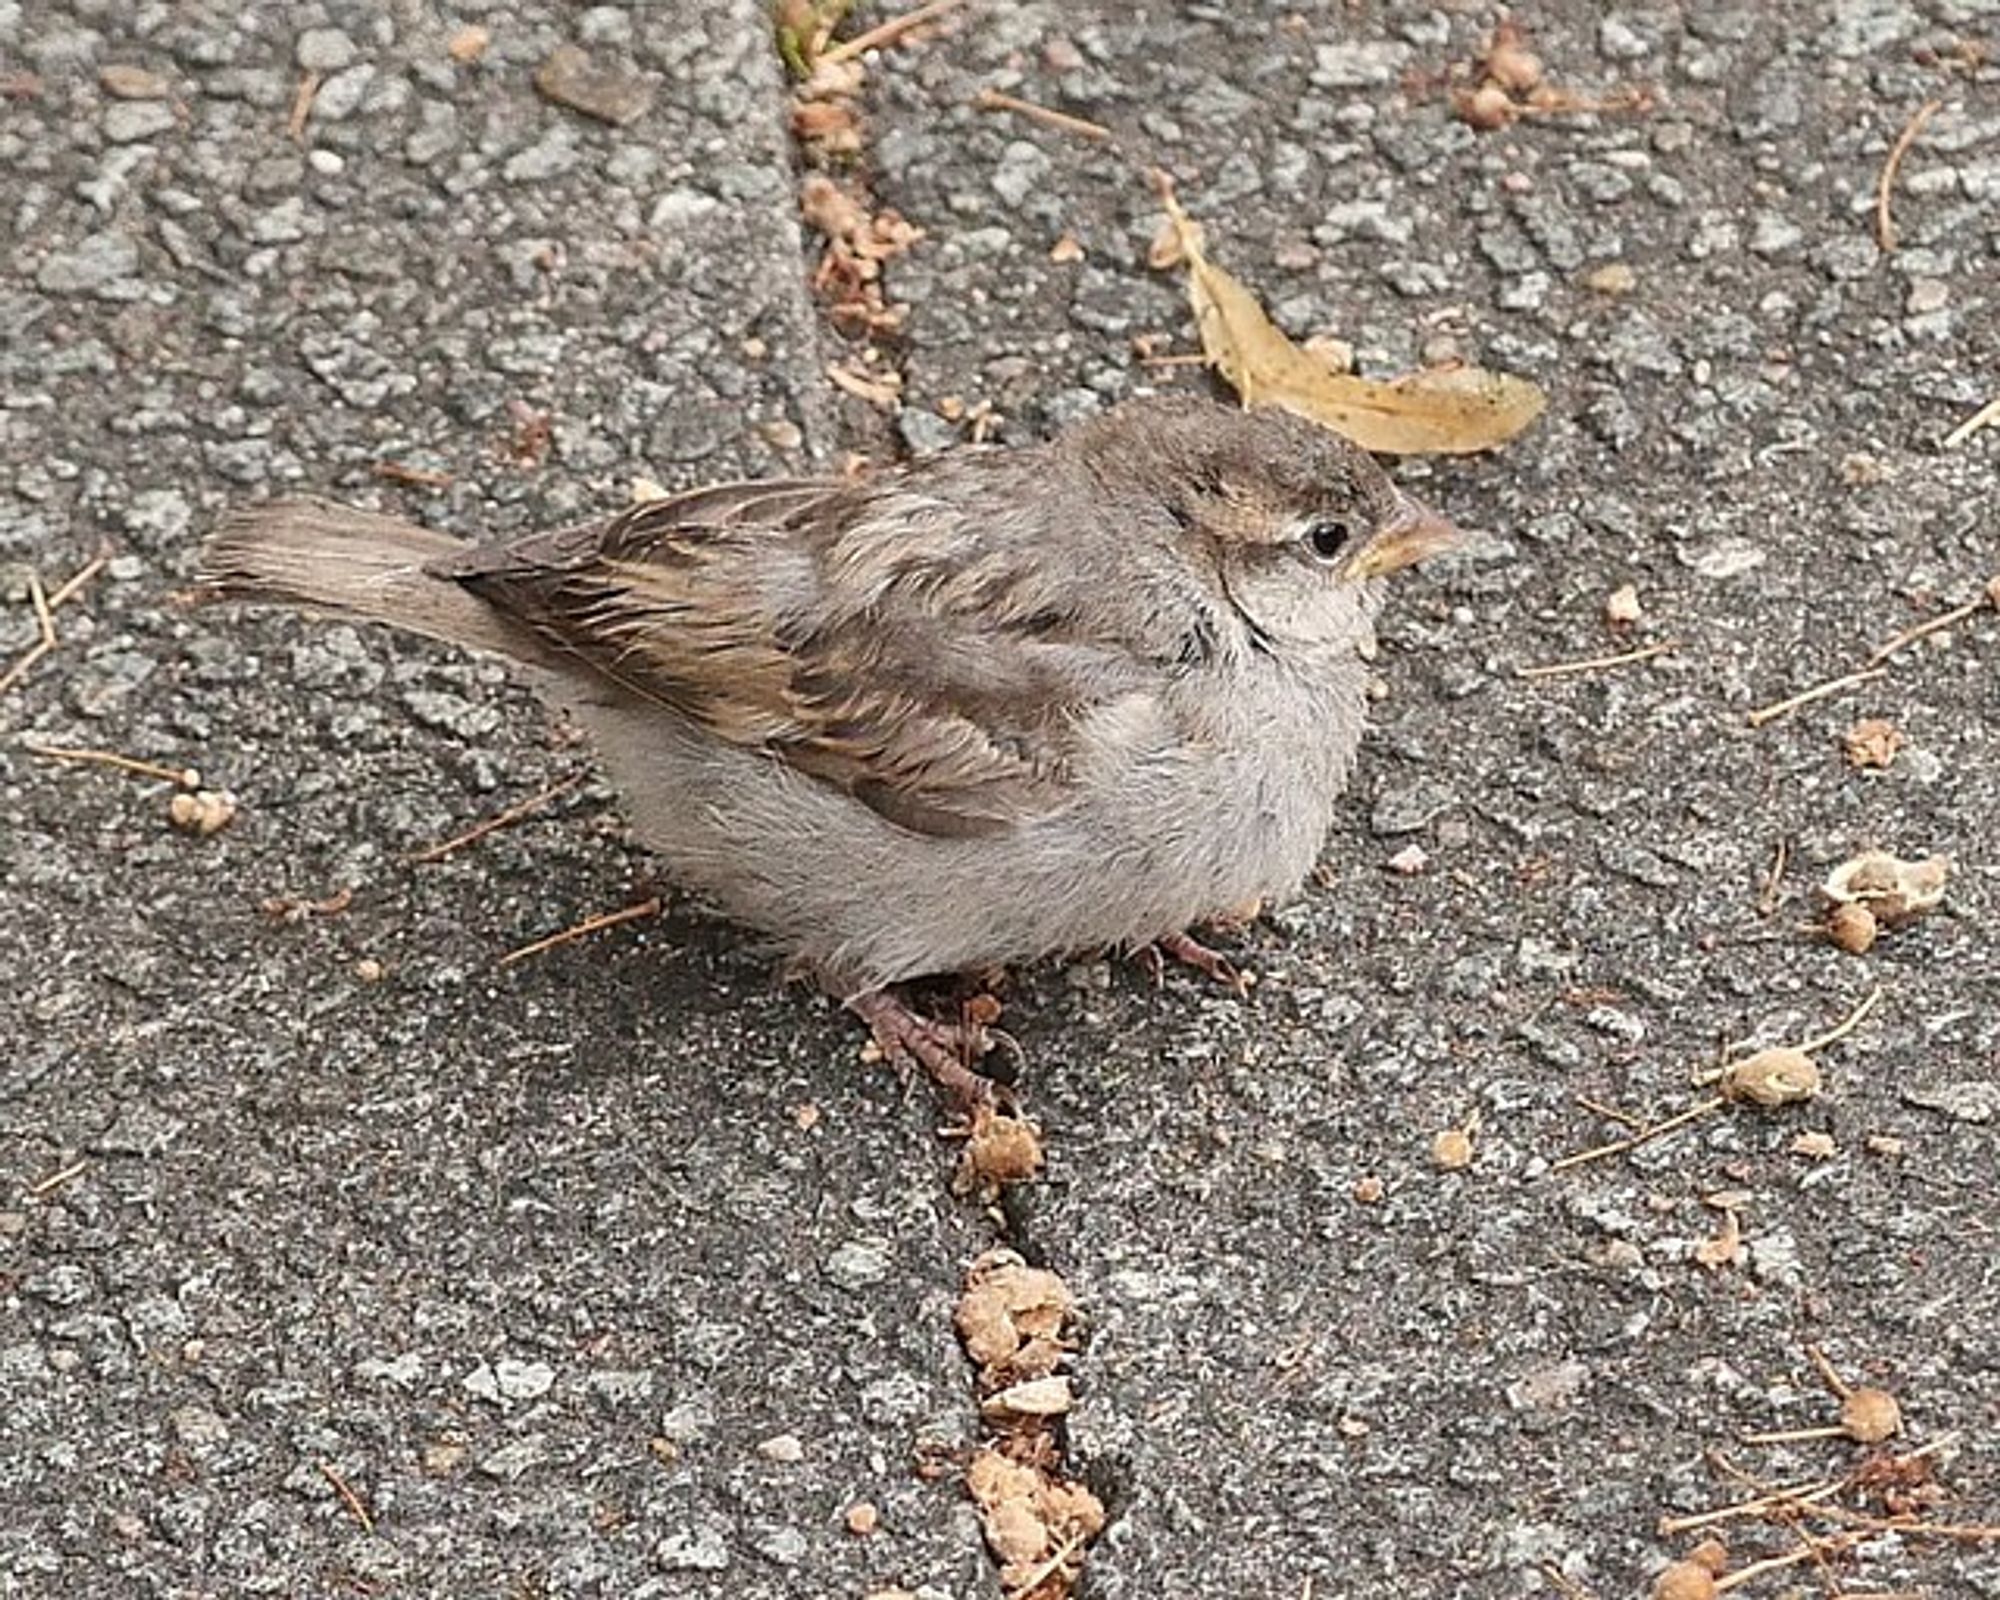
<box><xmin>1158</xmin><ymin>181</ymin><xmax>1546</xmax><ymax>455</ymax></box>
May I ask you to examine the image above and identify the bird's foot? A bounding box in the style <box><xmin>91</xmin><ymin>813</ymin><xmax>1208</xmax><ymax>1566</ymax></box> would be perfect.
<box><xmin>848</xmin><ymin>988</ymin><xmax>1013</xmax><ymax>1112</ymax></box>
<box><xmin>1146</xmin><ymin>929</ymin><xmax>1254</xmax><ymax>998</ymax></box>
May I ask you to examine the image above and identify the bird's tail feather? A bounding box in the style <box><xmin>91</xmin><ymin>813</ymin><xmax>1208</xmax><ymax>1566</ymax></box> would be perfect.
<box><xmin>199</xmin><ymin>498</ymin><xmax>535</xmax><ymax>663</ymax></box>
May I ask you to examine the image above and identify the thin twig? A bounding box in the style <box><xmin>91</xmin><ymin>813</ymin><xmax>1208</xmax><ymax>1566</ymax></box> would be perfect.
<box><xmin>287</xmin><ymin>71</ymin><xmax>319</xmax><ymax>142</ymax></box>
<box><xmin>1745</xmin><ymin>666</ymin><xmax>1889</xmax><ymax>728</ymax></box>
<box><xmin>1789</xmin><ymin>1501</ymin><xmax>2000</xmax><ymax>1544</ymax></box>
<box><xmin>371</xmin><ymin>460</ymin><xmax>454</xmax><ymax>489</ymax></box>
<box><xmin>1713</xmin><ymin>1534</ymin><xmax>1861</xmax><ymax>1592</ymax></box>
<box><xmin>403</xmin><ymin>772</ymin><xmax>583</xmax><ymax>865</ymax></box>
<box><xmin>1658</xmin><ymin>1477</ymin><xmax>1846</xmax><ymax>1535</ymax></box>
<box><xmin>317</xmin><ymin>1460</ymin><xmax>375</xmax><ymax>1534</ymax></box>
<box><xmin>20</xmin><ymin>741</ymin><xmax>201</xmax><ymax>788</ymax></box>
<box><xmin>1515</xmin><ymin>639</ymin><xmax>1679</xmax><ymax>679</ymax></box>
<box><xmin>1538</xmin><ymin>1564</ymin><xmax>1595</xmax><ymax>1600</ymax></box>
<box><xmin>28</xmin><ymin>1158</ymin><xmax>90</xmax><ymax>1198</ymax></box>
<box><xmin>1</xmin><ymin>553</ymin><xmax>110</xmax><ymax>694</ymax></box>
<box><xmin>1574</xmin><ymin>1096</ymin><xmax>1646</xmax><ymax>1132</ymax></box>
<box><xmin>1793</xmin><ymin>986</ymin><xmax>1884</xmax><ymax>1056</ymax></box>
<box><xmin>1875</xmin><ymin>98</ymin><xmax>1942</xmax><ymax>251</ymax></box>
<box><xmin>1942</xmin><ymin>396</ymin><xmax>2000</xmax><ymax>449</ymax></box>
<box><xmin>973</xmin><ymin>86</ymin><xmax>1116</xmax><ymax>143</ymax></box>
<box><xmin>820</xmin><ymin>0</ymin><xmax>966</xmax><ymax>65</ymax></box>
<box><xmin>499</xmin><ymin>896</ymin><xmax>662</xmax><ymax>968</ymax></box>
<box><xmin>1805</xmin><ymin>1342</ymin><xmax>1852</xmax><ymax>1398</ymax></box>
<box><xmin>0</xmin><ymin>573</ymin><xmax>58</xmax><ymax>694</ymax></box>
<box><xmin>45</xmin><ymin>554</ymin><xmax>108</xmax><ymax>611</ymax></box>
<box><xmin>1757</xmin><ymin>837</ymin><xmax>1789</xmax><ymax>918</ymax></box>
<box><xmin>1549</xmin><ymin>1095</ymin><xmax>1724</xmax><ymax>1174</ymax></box>
<box><xmin>1863</xmin><ymin>585</ymin><xmax>1996</xmax><ymax>668</ymax></box>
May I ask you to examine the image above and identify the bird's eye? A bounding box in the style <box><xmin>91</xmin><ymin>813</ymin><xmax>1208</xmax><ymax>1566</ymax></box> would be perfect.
<box><xmin>1302</xmin><ymin>516</ymin><xmax>1353</xmax><ymax>564</ymax></box>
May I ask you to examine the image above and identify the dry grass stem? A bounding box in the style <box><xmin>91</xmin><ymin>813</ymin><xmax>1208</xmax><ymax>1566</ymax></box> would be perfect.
<box><xmin>2</xmin><ymin>552</ymin><xmax>111</xmax><ymax>693</ymax></box>
<box><xmin>1516</xmin><ymin>639</ymin><xmax>1679</xmax><ymax>679</ymax></box>
<box><xmin>21</xmin><ymin>741</ymin><xmax>200</xmax><ymax>788</ymax></box>
<box><xmin>287</xmin><ymin>71</ymin><xmax>319</xmax><ymax>142</ymax></box>
<box><xmin>820</xmin><ymin>0</ymin><xmax>966</xmax><ymax>64</ymax></box>
<box><xmin>1875</xmin><ymin>98</ymin><xmax>1942</xmax><ymax>251</ymax></box>
<box><xmin>500</xmin><ymin>896</ymin><xmax>663</xmax><ymax>967</ymax></box>
<box><xmin>1549</xmin><ymin>1095</ymin><xmax>1724</xmax><ymax>1173</ymax></box>
<box><xmin>1745</xmin><ymin>666</ymin><xmax>1889</xmax><ymax>728</ymax></box>
<box><xmin>1942</xmin><ymin>396</ymin><xmax>2000</xmax><ymax>448</ymax></box>
<box><xmin>1757</xmin><ymin>838</ymin><xmax>1788</xmax><ymax>917</ymax></box>
<box><xmin>1792</xmin><ymin>986</ymin><xmax>1884</xmax><ymax>1055</ymax></box>
<box><xmin>1712</xmin><ymin>1535</ymin><xmax>1860</xmax><ymax>1591</ymax></box>
<box><xmin>28</xmin><ymin>1158</ymin><xmax>90</xmax><ymax>1197</ymax></box>
<box><xmin>1863</xmin><ymin>588</ymin><xmax>1995</xmax><ymax>668</ymax></box>
<box><xmin>403</xmin><ymin>772</ymin><xmax>584</xmax><ymax>865</ymax></box>
<box><xmin>1657</xmin><ymin>1478</ymin><xmax>1846</xmax><ymax>1535</ymax></box>
<box><xmin>1805</xmin><ymin>1343</ymin><xmax>1853</xmax><ymax>1397</ymax></box>
<box><xmin>317</xmin><ymin>1460</ymin><xmax>375</xmax><ymax>1533</ymax></box>
<box><xmin>372</xmin><ymin>460</ymin><xmax>454</xmax><ymax>488</ymax></box>
<box><xmin>46</xmin><ymin>554</ymin><xmax>108</xmax><ymax>610</ymax></box>
<box><xmin>973</xmin><ymin>86</ymin><xmax>1115</xmax><ymax>142</ymax></box>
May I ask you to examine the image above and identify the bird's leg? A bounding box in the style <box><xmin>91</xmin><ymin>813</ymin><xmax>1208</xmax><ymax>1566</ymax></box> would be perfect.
<box><xmin>1150</xmin><ymin>929</ymin><xmax>1252</xmax><ymax>998</ymax></box>
<box><xmin>847</xmin><ymin>988</ymin><xmax>1006</xmax><ymax>1111</ymax></box>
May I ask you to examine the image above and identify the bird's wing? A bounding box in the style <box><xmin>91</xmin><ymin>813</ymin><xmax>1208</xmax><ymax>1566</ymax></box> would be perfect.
<box><xmin>428</xmin><ymin>475</ymin><xmax>1168</xmax><ymax>837</ymax></box>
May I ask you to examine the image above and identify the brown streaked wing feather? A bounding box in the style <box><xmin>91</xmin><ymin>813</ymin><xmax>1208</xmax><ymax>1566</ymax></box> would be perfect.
<box><xmin>430</xmin><ymin>478</ymin><xmax>1149</xmax><ymax>837</ymax></box>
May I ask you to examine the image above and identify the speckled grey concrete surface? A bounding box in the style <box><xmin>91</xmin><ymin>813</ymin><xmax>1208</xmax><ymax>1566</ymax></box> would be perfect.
<box><xmin>5</xmin><ymin>2</ymin><xmax>1999</xmax><ymax>1598</ymax></box>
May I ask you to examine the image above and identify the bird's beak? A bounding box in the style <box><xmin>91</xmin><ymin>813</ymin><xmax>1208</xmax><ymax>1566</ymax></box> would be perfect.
<box><xmin>1342</xmin><ymin>496</ymin><xmax>1464</xmax><ymax>581</ymax></box>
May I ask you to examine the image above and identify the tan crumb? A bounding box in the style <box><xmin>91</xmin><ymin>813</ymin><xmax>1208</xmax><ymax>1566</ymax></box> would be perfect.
<box><xmin>167</xmin><ymin>788</ymin><xmax>237</xmax><ymax>836</ymax></box>
<box><xmin>1049</xmin><ymin>232</ymin><xmax>1084</xmax><ymax>264</ymax></box>
<box><xmin>1602</xmin><ymin>582</ymin><xmax>1643</xmax><ymax>625</ymax></box>
<box><xmin>1788</xmin><ymin>1130</ymin><xmax>1837</xmax><ymax>1161</ymax></box>
<box><xmin>1430</xmin><ymin>1126</ymin><xmax>1474</xmax><ymax>1171</ymax></box>
<box><xmin>1583</xmin><ymin>262</ymin><xmax>1637</xmax><ymax>296</ymax></box>
<box><xmin>845</xmin><ymin>1500</ymin><xmax>879</xmax><ymax>1536</ymax></box>
<box><xmin>1352</xmin><ymin>1175</ymin><xmax>1385</xmax><ymax>1204</ymax></box>
<box><xmin>353</xmin><ymin>957</ymin><xmax>385</xmax><ymax>984</ymax></box>
<box><xmin>1864</xmin><ymin>1132</ymin><xmax>1906</xmax><ymax>1157</ymax></box>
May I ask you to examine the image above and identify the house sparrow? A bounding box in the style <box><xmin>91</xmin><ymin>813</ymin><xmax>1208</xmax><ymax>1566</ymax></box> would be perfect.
<box><xmin>201</xmin><ymin>395</ymin><xmax>1458</xmax><ymax>1100</ymax></box>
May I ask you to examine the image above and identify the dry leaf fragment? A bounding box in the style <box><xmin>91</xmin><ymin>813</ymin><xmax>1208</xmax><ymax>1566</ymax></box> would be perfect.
<box><xmin>533</xmin><ymin>45</ymin><xmax>656</xmax><ymax>126</ymax></box>
<box><xmin>1693</xmin><ymin>1207</ymin><xmax>1743</xmax><ymax>1271</ymax></box>
<box><xmin>792</xmin><ymin>96</ymin><xmax>863</xmax><ymax>154</ymax></box>
<box><xmin>1842</xmin><ymin>717</ymin><xmax>1904</xmax><ymax>769</ymax></box>
<box><xmin>1822</xmin><ymin>850</ymin><xmax>1948</xmax><ymax>927</ymax></box>
<box><xmin>953</xmin><ymin>1105</ymin><xmax>1045</xmax><ymax>1198</ymax></box>
<box><xmin>1158</xmin><ymin>181</ymin><xmax>1545</xmax><ymax>455</ymax></box>
<box><xmin>980</xmin><ymin>1375</ymin><xmax>1074</xmax><ymax>1422</ymax></box>
<box><xmin>1789</xmin><ymin>1130</ymin><xmax>1838</xmax><ymax>1160</ymax></box>
<box><xmin>1720</xmin><ymin>1047</ymin><xmax>1821</xmax><ymax>1107</ymax></box>
<box><xmin>955</xmin><ymin>1251</ymin><xmax>1075</xmax><ymax>1377</ymax></box>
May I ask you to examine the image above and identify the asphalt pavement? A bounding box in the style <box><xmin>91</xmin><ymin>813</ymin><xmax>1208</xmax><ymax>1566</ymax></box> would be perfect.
<box><xmin>3</xmin><ymin>3</ymin><xmax>1997</xmax><ymax>1598</ymax></box>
